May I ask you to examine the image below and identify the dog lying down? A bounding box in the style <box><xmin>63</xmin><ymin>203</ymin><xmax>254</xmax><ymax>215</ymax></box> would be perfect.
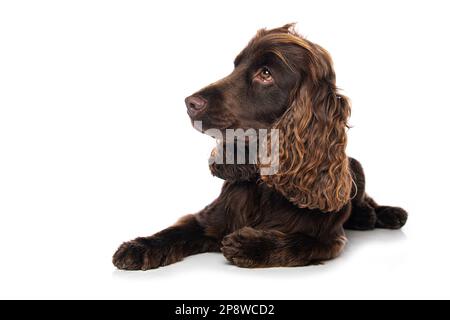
<box><xmin>113</xmin><ymin>24</ymin><xmax>407</xmax><ymax>270</ymax></box>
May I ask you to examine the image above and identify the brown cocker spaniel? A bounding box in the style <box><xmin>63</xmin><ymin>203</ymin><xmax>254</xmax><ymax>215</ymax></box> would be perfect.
<box><xmin>113</xmin><ymin>24</ymin><xmax>408</xmax><ymax>270</ymax></box>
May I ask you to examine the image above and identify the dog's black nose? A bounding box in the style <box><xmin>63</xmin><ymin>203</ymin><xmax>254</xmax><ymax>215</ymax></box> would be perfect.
<box><xmin>185</xmin><ymin>95</ymin><xmax>207</xmax><ymax>117</ymax></box>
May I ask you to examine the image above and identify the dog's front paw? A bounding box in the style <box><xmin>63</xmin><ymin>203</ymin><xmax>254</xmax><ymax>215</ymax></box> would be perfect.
<box><xmin>112</xmin><ymin>238</ymin><xmax>165</xmax><ymax>271</ymax></box>
<box><xmin>221</xmin><ymin>227</ymin><xmax>280</xmax><ymax>268</ymax></box>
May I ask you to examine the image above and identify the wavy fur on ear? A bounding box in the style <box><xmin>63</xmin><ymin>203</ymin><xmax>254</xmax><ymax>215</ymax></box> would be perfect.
<box><xmin>261</xmin><ymin>31</ymin><xmax>352</xmax><ymax>213</ymax></box>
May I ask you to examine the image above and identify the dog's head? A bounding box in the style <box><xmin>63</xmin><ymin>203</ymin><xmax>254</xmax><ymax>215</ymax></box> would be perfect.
<box><xmin>185</xmin><ymin>24</ymin><xmax>352</xmax><ymax>212</ymax></box>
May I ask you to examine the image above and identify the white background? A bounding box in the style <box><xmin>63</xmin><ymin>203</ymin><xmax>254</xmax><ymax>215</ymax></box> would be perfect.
<box><xmin>1</xmin><ymin>0</ymin><xmax>449</xmax><ymax>300</ymax></box>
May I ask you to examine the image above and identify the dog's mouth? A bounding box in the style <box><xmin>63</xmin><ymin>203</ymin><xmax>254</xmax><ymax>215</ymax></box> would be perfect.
<box><xmin>214</xmin><ymin>135</ymin><xmax>258</xmax><ymax>144</ymax></box>
<box><xmin>192</xmin><ymin>121</ymin><xmax>259</xmax><ymax>144</ymax></box>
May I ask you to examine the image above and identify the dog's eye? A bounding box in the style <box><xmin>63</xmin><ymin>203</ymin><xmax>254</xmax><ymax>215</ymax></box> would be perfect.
<box><xmin>261</xmin><ymin>67</ymin><xmax>271</xmax><ymax>79</ymax></box>
<box><xmin>255</xmin><ymin>67</ymin><xmax>273</xmax><ymax>84</ymax></box>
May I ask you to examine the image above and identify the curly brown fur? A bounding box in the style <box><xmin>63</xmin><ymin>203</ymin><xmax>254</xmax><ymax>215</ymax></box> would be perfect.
<box><xmin>113</xmin><ymin>24</ymin><xmax>407</xmax><ymax>270</ymax></box>
<box><xmin>257</xmin><ymin>32</ymin><xmax>352</xmax><ymax>212</ymax></box>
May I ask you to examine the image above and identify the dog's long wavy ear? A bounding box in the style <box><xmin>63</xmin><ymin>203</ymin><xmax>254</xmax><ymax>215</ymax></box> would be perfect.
<box><xmin>261</xmin><ymin>45</ymin><xmax>352</xmax><ymax>213</ymax></box>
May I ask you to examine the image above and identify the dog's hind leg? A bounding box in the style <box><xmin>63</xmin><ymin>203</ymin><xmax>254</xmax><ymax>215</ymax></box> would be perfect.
<box><xmin>344</xmin><ymin>157</ymin><xmax>407</xmax><ymax>230</ymax></box>
<box><xmin>344</xmin><ymin>158</ymin><xmax>377</xmax><ymax>230</ymax></box>
<box><xmin>346</xmin><ymin>194</ymin><xmax>408</xmax><ymax>230</ymax></box>
<box><xmin>365</xmin><ymin>196</ymin><xmax>408</xmax><ymax>230</ymax></box>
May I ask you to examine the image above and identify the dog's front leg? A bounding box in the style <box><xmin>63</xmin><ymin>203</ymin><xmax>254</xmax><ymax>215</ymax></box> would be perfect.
<box><xmin>221</xmin><ymin>227</ymin><xmax>347</xmax><ymax>268</ymax></box>
<box><xmin>113</xmin><ymin>214</ymin><xmax>219</xmax><ymax>270</ymax></box>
